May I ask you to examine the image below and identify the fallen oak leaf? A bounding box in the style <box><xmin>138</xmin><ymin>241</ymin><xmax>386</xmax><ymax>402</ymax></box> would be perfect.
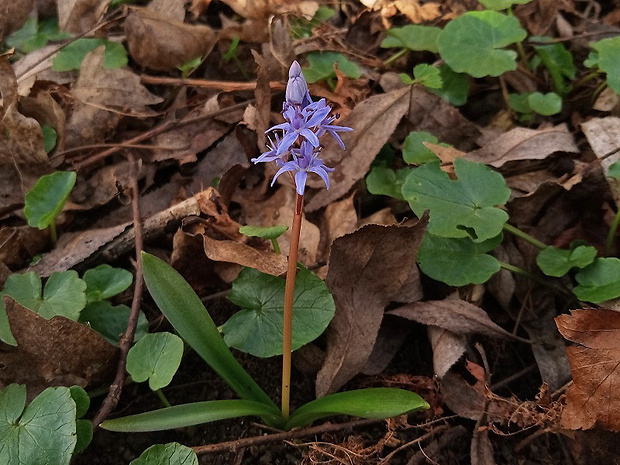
<box><xmin>555</xmin><ymin>308</ymin><xmax>620</xmax><ymax>430</ymax></box>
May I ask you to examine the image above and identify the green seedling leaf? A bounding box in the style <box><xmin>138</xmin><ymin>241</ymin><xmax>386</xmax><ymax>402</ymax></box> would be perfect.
<box><xmin>536</xmin><ymin>244</ymin><xmax>597</xmax><ymax>277</ymax></box>
<box><xmin>83</xmin><ymin>264</ymin><xmax>133</xmax><ymax>301</ymax></box>
<box><xmin>101</xmin><ymin>399</ymin><xmax>283</xmax><ymax>432</ymax></box>
<box><xmin>177</xmin><ymin>56</ymin><xmax>202</xmax><ymax>77</ymax></box>
<box><xmin>41</xmin><ymin>125</ymin><xmax>58</xmax><ymax>153</ymax></box>
<box><xmin>508</xmin><ymin>92</ymin><xmax>532</xmax><ymax>114</ymax></box>
<box><xmin>223</xmin><ymin>267</ymin><xmax>335</xmax><ymax>358</ymax></box>
<box><xmin>478</xmin><ymin>0</ymin><xmax>532</xmax><ymax>10</ymax></box>
<box><xmin>141</xmin><ymin>253</ymin><xmax>279</xmax><ymax>414</ymax></box>
<box><xmin>436</xmin><ymin>11</ymin><xmax>526</xmax><ymax>78</ymax></box>
<box><xmin>0</xmin><ymin>384</ymin><xmax>77</xmax><ymax>465</ymax></box>
<box><xmin>285</xmin><ymin>388</ymin><xmax>429</xmax><ymax>430</ymax></box>
<box><xmin>1</xmin><ymin>270</ymin><xmax>86</xmax><ymax>321</ymax></box>
<box><xmin>412</xmin><ymin>64</ymin><xmax>442</xmax><ymax>89</ymax></box>
<box><xmin>584</xmin><ymin>51</ymin><xmax>598</xmax><ymax>69</ymax></box>
<box><xmin>532</xmin><ymin>39</ymin><xmax>576</xmax><ymax>95</ymax></box>
<box><xmin>290</xmin><ymin>6</ymin><xmax>336</xmax><ymax>38</ymax></box>
<box><xmin>24</xmin><ymin>171</ymin><xmax>76</xmax><ymax>230</ymax></box>
<box><xmin>380</xmin><ymin>25</ymin><xmax>441</xmax><ymax>53</ymax></box>
<box><xmin>5</xmin><ymin>17</ymin><xmax>70</xmax><ymax>53</ymax></box>
<box><xmin>429</xmin><ymin>64</ymin><xmax>470</xmax><ymax>106</ymax></box>
<box><xmin>588</xmin><ymin>36</ymin><xmax>620</xmax><ymax>95</ymax></box>
<box><xmin>130</xmin><ymin>443</ymin><xmax>198</xmax><ymax>465</ymax></box>
<box><xmin>303</xmin><ymin>52</ymin><xmax>361</xmax><ymax>84</ymax></box>
<box><xmin>239</xmin><ymin>225</ymin><xmax>289</xmax><ymax>240</ymax></box>
<box><xmin>69</xmin><ymin>386</ymin><xmax>90</xmax><ymax>418</ymax></box>
<box><xmin>527</xmin><ymin>92</ymin><xmax>562</xmax><ymax>116</ymax></box>
<box><xmin>608</xmin><ymin>161</ymin><xmax>620</xmax><ymax>179</ymax></box>
<box><xmin>127</xmin><ymin>332</ymin><xmax>184</xmax><ymax>391</ymax></box>
<box><xmin>574</xmin><ymin>258</ymin><xmax>620</xmax><ymax>303</ymax></box>
<box><xmin>52</xmin><ymin>39</ymin><xmax>128</xmax><ymax>71</ymax></box>
<box><xmin>366</xmin><ymin>166</ymin><xmax>412</xmax><ymax>200</ymax></box>
<box><xmin>402</xmin><ymin>159</ymin><xmax>510</xmax><ymax>242</ymax></box>
<box><xmin>402</xmin><ymin>131</ymin><xmax>447</xmax><ymax>164</ymax></box>
<box><xmin>222</xmin><ymin>36</ymin><xmax>240</xmax><ymax>63</ymax></box>
<box><xmin>79</xmin><ymin>301</ymin><xmax>148</xmax><ymax>345</ymax></box>
<box><xmin>70</xmin><ymin>386</ymin><xmax>92</xmax><ymax>455</ymax></box>
<box><xmin>418</xmin><ymin>233</ymin><xmax>502</xmax><ymax>286</ymax></box>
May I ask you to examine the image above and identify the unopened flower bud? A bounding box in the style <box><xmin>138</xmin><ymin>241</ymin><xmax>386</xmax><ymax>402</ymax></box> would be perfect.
<box><xmin>285</xmin><ymin>61</ymin><xmax>309</xmax><ymax>105</ymax></box>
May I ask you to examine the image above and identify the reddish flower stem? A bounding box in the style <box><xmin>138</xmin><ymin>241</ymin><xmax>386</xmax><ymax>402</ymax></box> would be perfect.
<box><xmin>281</xmin><ymin>192</ymin><xmax>304</xmax><ymax>419</ymax></box>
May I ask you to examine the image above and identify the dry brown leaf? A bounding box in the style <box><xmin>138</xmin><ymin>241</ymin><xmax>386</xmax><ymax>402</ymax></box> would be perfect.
<box><xmin>319</xmin><ymin>194</ymin><xmax>358</xmax><ymax>261</ymax></box>
<box><xmin>305</xmin><ymin>86</ymin><xmax>411</xmax><ymax>211</ymax></box>
<box><xmin>0</xmin><ymin>227</ymin><xmax>49</xmax><ymax>268</ymax></box>
<box><xmin>467</xmin><ymin>124</ymin><xmax>579</xmax><ymax>168</ymax></box>
<box><xmin>66</xmin><ymin>47</ymin><xmax>163</xmax><ymax>147</ymax></box>
<box><xmin>4</xmin><ymin>296</ymin><xmax>118</xmax><ymax>393</ymax></box>
<box><xmin>0</xmin><ymin>0</ymin><xmax>34</xmax><ymax>43</ymax></box>
<box><xmin>471</xmin><ymin>429</ymin><xmax>497</xmax><ymax>465</ymax></box>
<box><xmin>316</xmin><ymin>219</ymin><xmax>427</xmax><ymax>397</ymax></box>
<box><xmin>428</xmin><ymin>326</ymin><xmax>467</xmax><ymax>378</ymax></box>
<box><xmin>388</xmin><ymin>299</ymin><xmax>514</xmax><ymax>340</ymax></box>
<box><xmin>362</xmin><ymin>316</ymin><xmax>410</xmax><ymax>376</ymax></box>
<box><xmin>19</xmin><ymin>92</ymin><xmax>67</xmax><ymax>158</ymax></box>
<box><xmin>125</xmin><ymin>7</ymin><xmax>216</xmax><ymax>71</ymax></box>
<box><xmin>581</xmin><ymin>117</ymin><xmax>620</xmax><ymax>169</ymax></box>
<box><xmin>556</xmin><ymin>308</ymin><xmax>620</xmax><ymax>430</ymax></box>
<box><xmin>58</xmin><ymin>0</ymin><xmax>109</xmax><ymax>34</ymax></box>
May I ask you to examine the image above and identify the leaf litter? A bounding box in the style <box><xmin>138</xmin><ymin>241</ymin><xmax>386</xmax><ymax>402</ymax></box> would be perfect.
<box><xmin>2</xmin><ymin>0</ymin><xmax>620</xmax><ymax>463</ymax></box>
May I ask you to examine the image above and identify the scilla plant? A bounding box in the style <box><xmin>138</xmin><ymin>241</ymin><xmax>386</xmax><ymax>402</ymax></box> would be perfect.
<box><xmin>101</xmin><ymin>62</ymin><xmax>428</xmax><ymax>435</ymax></box>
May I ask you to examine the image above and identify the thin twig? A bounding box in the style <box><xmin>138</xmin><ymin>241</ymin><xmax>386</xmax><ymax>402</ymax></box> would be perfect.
<box><xmin>378</xmin><ymin>424</ymin><xmax>450</xmax><ymax>464</ymax></box>
<box><xmin>92</xmin><ymin>152</ymin><xmax>145</xmax><ymax>428</ymax></box>
<box><xmin>140</xmin><ymin>74</ymin><xmax>286</xmax><ymax>92</ymax></box>
<box><xmin>191</xmin><ymin>418</ymin><xmax>382</xmax><ymax>455</ymax></box>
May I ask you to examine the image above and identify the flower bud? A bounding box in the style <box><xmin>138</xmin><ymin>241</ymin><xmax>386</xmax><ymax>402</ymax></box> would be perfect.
<box><xmin>285</xmin><ymin>61</ymin><xmax>309</xmax><ymax>105</ymax></box>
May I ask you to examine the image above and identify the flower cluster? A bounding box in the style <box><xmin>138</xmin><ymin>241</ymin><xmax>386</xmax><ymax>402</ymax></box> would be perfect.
<box><xmin>251</xmin><ymin>61</ymin><xmax>352</xmax><ymax>195</ymax></box>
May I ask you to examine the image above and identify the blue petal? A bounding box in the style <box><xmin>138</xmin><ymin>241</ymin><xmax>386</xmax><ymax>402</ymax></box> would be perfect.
<box><xmin>300</xmin><ymin>129</ymin><xmax>320</xmax><ymax>147</ymax></box>
<box><xmin>294</xmin><ymin>170</ymin><xmax>308</xmax><ymax>195</ymax></box>
<box><xmin>308</xmin><ymin>166</ymin><xmax>331</xmax><ymax>189</ymax></box>
<box><xmin>271</xmin><ymin>162</ymin><xmax>298</xmax><ymax>186</ymax></box>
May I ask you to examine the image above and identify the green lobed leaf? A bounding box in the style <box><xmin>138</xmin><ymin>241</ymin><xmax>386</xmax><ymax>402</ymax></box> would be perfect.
<box><xmin>536</xmin><ymin>244</ymin><xmax>597</xmax><ymax>277</ymax></box>
<box><xmin>24</xmin><ymin>171</ymin><xmax>76</xmax><ymax>230</ymax></box>
<box><xmin>303</xmin><ymin>52</ymin><xmax>361</xmax><ymax>83</ymax></box>
<box><xmin>52</xmin><ymin>39</ymin><xmax>128</xmax><ymax>71</ymax></box>
<box><xmin>141</xmin><ymin>253</ymin><xmax>278</xmax><ymax>412</ymax></box>
<box><xmin>429</xmin><ymin>64</ymin><xmax>470</xmax><ymax>106</ymax></box>
<box><xmin>239</xmin><ymin>225</ymin><xmax>289</xmax><ymax>240</ymax></box>
<box><xmin>285</xmin><ymin>388</ymin><xmax>429</xmax><ymax>430</ymax></box>
<box><xmin>130</xmin><ymin>443</ymin><xmax>198</xmax><ymax>465</ymax></box>
<box><xmin>402</xmin><ymin>131</ymin><xmax>445</xmax><ymax>164</ymax></box>
<box><xmin>402</xmin><ymin>159</ymin><xmax>510</xmax><ymax>242</ymax></box>
<box><xmin>69</xmin><ymin>386</ymin><xmax>90</xmax><ymax>418</ymax></box>
<box><xmin>589</xmin><ymin>36</ymin><xmax>620</xmax><ymax>95</ymax></box>
<box><xmin>127</xmin><ymin>332</ymin><xmax>184</xmax><ymax>391</ymax></box>
<box><xmin>573</xmin><ymin>258</ymin><xmax>620</xmax><ymax>303</ymax></box>
<box><xmin>100</xmin><ymin>399</ymin><xmax>284</xmax><ymax>432</ymax></box>
<box><xmin>5</xmin><ymin>17</ymin><xmax>70</xmax><ymax>54</ymax></box>
<box><xmin>74</xmin><ymin>419</ymin><xmax>93</xmax><ymax>456</ymax></box>
<box><xmin>436</xmin><ymin>11</ymin><xmax>526</xmax><ymax>78</ymax></box>
<box><xmin>223</xmin><ymin>267</ymin><xmax>335</xmax><ymax>358</ymax></box>
<box><xmin>508</xmin><ymin>93</ymin><xmax>532</xmax><ymax>114</ymax></box>
<box><xmin>380</xmin><ymin>25</ymin><xmax>441</xmax><ymax>53</ymax></box>
<box><xmin>478</xmin><ymin>0</ymin><xmax>533</xmax><ymax>10</ymax></box>
<box><xmin>79</xmin><ymin>301</ymin><xmax>148</xmax><ymax>346</ymax></box>
<box><xmin>83</xmin><ymin>264</ymin><xmax>133</xmax><ymax>302</ymax></box>
<box><xmin>418</xmin><ymin>233</ymin><xmax>502</xmax><ymax>286</ymax></box>
<box><xmin>527</xmin><ymin>92</ymin><xmax>562</xmax><ymax>115</ymax></box>
<box><xmin>413</xmin><ymin>64</ymin><xmax>442</xmax><ymax>89</ymax></box>
<box><xmin>366</xmin><ymin>166</ymin><xmax>412</xmax><ymax>200</ymax></box>
<box><xmin>0</xmin><ymin>384</ymin><xmax>77</xmax><ymax>465</ymax></box>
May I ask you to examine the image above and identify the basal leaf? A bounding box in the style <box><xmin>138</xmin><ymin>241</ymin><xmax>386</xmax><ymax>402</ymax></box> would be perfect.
<box><xmin>429</xmin><ymin>64</ymin><xmax>470</xmax><ymax>106</ymax></box>
<box><xmin>130</xmin><ymin>443</ymin><xmax>198</xmax><ymax>465</ymax></box>
<box><xmin>223</xmin><ymin>267</ymin><xmax>335</xmax><ymax>358</ymax></box>
<box><xmin>574</xmin><ymin>258</ymin><xmax>620</xmax><ymax>303</ymax></box>
<box><xmin>366</xmin><ymin>166</ymin><xmax>412</xmax><ymax>200</ymax></box>
<box><xmin>239</xmin><ymin>225</ymin><xmax>289</xmax><ymax>240</ymax></box>
<box><xmin>402</xmin><ymin>131</ymin><xmax>443</xmax><ymax>164</ymax></box>
<box><xmin>436</xmin><ymin>11</ymin><xmax>526</xmax><ymax>77</ymax></box>
<box><xmin>127</xmin><ymin>333</ymin><xmax>184</xmax><ymax>391</ymax></box>
<box><xmin>589</xmin><ymin>36</ymin><xmax>620</xmax><ymax>95</ymax></box>
<box><xmin>537</xmin><ymin>244</ymin><xmax>597</xmax><ymax>277</ymax></box>
<box><xmin>303</xmin><ymin>52</ymin><xmax>361</xmax><ymax>83</ymax></box>
<box><xmin>380</xmin><ymin>25</ymin><xmax>441</xmax><ymax>53</ymax></box>
<box><xmin>79</xmin><ymin>301</ymin><xmax>148</xmax><ymax>345</ymax></box>
<box><xmin>402</xmin><ymin>159</ymin><xmax>510</xmax><ymax>242</ymax></box>
<box><xmin>24</xmin><ymin>171</ymin><xmax>76</xmax><ymax>230</ymax></box>
<box><xmin>285</xmin><ymin>388</ymin><xmax>429</xmax><ymax>429</ymax></box>
<box><xmin>0</xmin><ymin>384</ymin><xmax>77</xmax><ymax>465</ymax></box>
<box><xmin>478</xmin><ymin>0</ymin><xmax>532</xmax><ymax>10</ymax></box>
<box><xmin>83</xmin><ymin>264</ymin><xmax>133</xmax><ymax>302</ymax></box>
<box><xmin>418</xmin><ymin>233</ymin><xmax>502</xmax><ymax>286</ymax></box>
<box><xmin>413</xmin><ymin>64</ymin><xmax>442</xmax><ymax>89</ymax></box>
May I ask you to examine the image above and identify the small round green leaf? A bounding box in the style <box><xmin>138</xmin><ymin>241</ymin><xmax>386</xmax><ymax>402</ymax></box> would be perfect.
<box><xmin>52</xmin><ymin>39</ymin><xmax>127</xmax><ymax>71</ymax></box>
<box><xmin>574</xmin><ymin>258</ymin><xmax>620</xmax><ymax>303</ymax></box>
<box><xmin>429</xmin><ymin>65</ymin><xmax>470</xmax><ymax>106</ymax></box>
<box><xmin>437</xmin><ymin>11</ymin><xmax>526</xmax><ymax>78</ymax></box>
<box><xmin>223</xmin><ymin>267</ymin><xmax>335</xmax><ymax>358</ymax></box>
<box><xmin>69</xmin><ymin>386</ymin><xmax>90</xmax><ymax>418</ymax></box>
<box><xmin>130</xmin><ymin>443</ymin><xmax>198</xmax><ymax>465</ymax></box>
<box><xmin>24</xmin><ymin>171</ymin><xmax>76</xmax><ymax>230</ymax></box>
<box><xmin>589</xmin><ymin>36</ymin><xmax>620</xmax><ymax>95</ymax></box>
<box><xmin>79</xmin><ymin>301</ymin><xmax>148</xmax><ymax>345</ymax></box>
<box><xmin>0</xmin><ymin>384</ymin><xmax>77</xmax><ymax>465</ymax></box>
<box><xmin>239</xmin><ymin>225</ymin><xmax>289</xmax><ymax>240</ymax></box>
<box><xmin>41</xmin><ymin>125</ymin><xmax>57</xmax><ymax>153</ymax></box>
<box><xmin>608</xmin><ymin>161</ymin><xmax>620</xmax><ymax>179</ymax></box>
<box><xmin>478</xmin><ymin>0</ymin><xmax>532</xmax><ymax>10</ymax></box>
<box><xmin>527</xmin><ymin>92</ymin><xmax>562</xmax><ymax>115</ymax></box>
<box><xmin>380</xmin><ymin>25</ymin><xmax>441</xmax><ymax>53</ymax></box>
<box><xmin>402</xmin><ymin>131</ymin><xmax>442</xmax><ymax>164</ymax></box>
<box><xmin>127</xmin><ymin>332</ymin><xmax>184</xmax><ymax>391</ymax></box>
<box><xmin>536</xmin><ymin>244</ymin><xmax>597</xmax><ymax>277</ymax></box>
<box><xmin>366</xmin><ymin>166</ymin><xmax>412</xmax><ymax>200</ymax></box>
<box><xmin>303</xmin><ymin>52</ymin><xmax>361</xmax><ymax>83</ymax></box>
<box><xmin>402</xmin><ymin>159</ymin><xmax>510</xmax><ymax>242</ymax></box>
<box><xmin>418</xmin><ymin>233</ymin><xmax>502</xmax><ymax>286</ymax></box>
<box><xmin>83</xmin><ymin>264</ymin><xmax>133</xmax><ymax>301</ymax></box>
<box><xmin>74</xmin><ymin>419</ymin><xmax>93</xmax><ymax>455</ymax></box>
<box><xmin>413</xmin><ymin>64</ymin><xmax>442</xmax><ymax>89</ymax></box>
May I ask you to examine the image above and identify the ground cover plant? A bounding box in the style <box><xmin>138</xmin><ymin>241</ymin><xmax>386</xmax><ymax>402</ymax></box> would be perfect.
<box><xmin>1</xmin><ymin>0</ymin><xmax>620</xmax><ymax>464</ymax></box>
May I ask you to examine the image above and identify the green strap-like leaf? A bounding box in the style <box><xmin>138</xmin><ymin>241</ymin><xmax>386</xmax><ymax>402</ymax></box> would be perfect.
<box><xmin>101</xmin><ymin>399</ymin><xmax>284</xmax><ymax>432</ymax></box>
<box><xmin>141</xmin><ymin>253</ymin><xmax>278</xmax><ymax>412</ymax></box>
<box><xmin>285</xmin><ymin>388</ymin><xmax>429</xmax><ymax>430</ymax></box>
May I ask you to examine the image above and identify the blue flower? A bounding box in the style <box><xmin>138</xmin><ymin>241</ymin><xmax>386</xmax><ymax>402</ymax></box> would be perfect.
<box><xmin>306</xmin><ymin>99</ymin><xmax>353</xmax><ymax>149</ymax></box>
<box><xmin>251</xmin><ymin>134</ymin><xmax>283</xmax><ymax>164</ymax></box>
<box><xmin>271</xmin><ymin>141</ymin><xmax>334</xmax><ymax>195</ymax></box>
<box><xmin>269</xmin><ymin>103</ymin><xmax>331</xmax><ymax>155</ymax></box>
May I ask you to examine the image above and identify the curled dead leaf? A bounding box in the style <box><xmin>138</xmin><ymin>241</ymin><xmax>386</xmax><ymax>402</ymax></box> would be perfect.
<box><xmin>58</xmin><ymin>0</ymin><xmax>109</xmax><ymax>34</ymax></box>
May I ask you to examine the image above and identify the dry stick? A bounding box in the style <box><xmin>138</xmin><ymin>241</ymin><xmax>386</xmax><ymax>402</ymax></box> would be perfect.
<box><xmin>140</xmin><ymin>74</ymin><xmax>286</xmax><ymax>92</ymax></box>
<box><xmin>191</xmin><ymin>417</ymin><xmax>381</xmax><ymax>455</ymax></box>
<box><xmin>281</xmin><ymin>192</ymin><xmax>304</xmax><ymax>419</ymax></box>
<box><xmin>92</xmin><ymin>152</ymin><xmax>145</xmax><ymax>428</ymax></box>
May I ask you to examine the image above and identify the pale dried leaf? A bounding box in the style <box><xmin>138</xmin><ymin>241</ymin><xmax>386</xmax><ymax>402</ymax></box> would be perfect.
<box><xmin>581</xmin><ymin>117</ymin><xmax>620</xmax><ymax>171</ymax></box>
<box><xmin>316</xmin><ymin>220</ymin><xmax>427</xmax><ymax>397</ymax></box>
<box><xmin>58</xmin><ymin>0</ymin><xmax>109</xmax><ymax>34</ymax></box>
<box><xmin>428</xmin><ymin>326</ymin><xmax>467</xmax><ymax>378</ymax></box>
<box><xmin>202</xmin><ymin>235</ymin><xmax>288</xmax><ymax>276</ymax></box>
